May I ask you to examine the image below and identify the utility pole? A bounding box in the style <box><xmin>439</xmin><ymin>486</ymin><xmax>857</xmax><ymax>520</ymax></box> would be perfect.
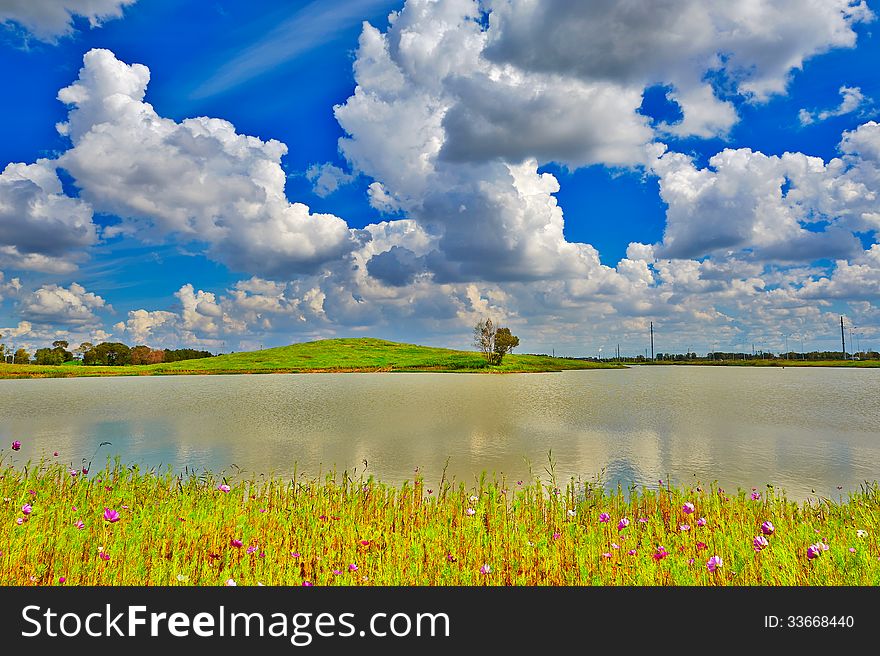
<box><xmin>650</xmin><ymin>321</ymin><xmax>654</xmax><ymax>362</ymax></box>
<box><xmin>840</xmin><ymin>316</ymin><xmax>846</xmax><ymax>360</ymax></box>
<box><xmin>617</xmin><ymin>344</ymin><xmax>620</xmax><ymax>362</ymax></box>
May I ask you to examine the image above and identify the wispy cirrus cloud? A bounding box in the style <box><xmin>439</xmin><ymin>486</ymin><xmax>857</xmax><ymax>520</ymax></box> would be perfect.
<box><xmin>190</xmin><ymin>0</ymin><xmax>398</xmax><ymax>99</ymax></box>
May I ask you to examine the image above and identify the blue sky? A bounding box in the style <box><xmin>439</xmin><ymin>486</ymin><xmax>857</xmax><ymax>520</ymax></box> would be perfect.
<box><xmin>1</xmin><ymin>0</ymin><xmax>879</xmax><ymax>356</ymax></box>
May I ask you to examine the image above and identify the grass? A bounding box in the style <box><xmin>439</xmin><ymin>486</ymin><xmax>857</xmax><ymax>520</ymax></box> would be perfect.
<box><xmin>1</xmin><ymin>456</ymin><xmax>877</xmax><ymax>586</ymax></box>
<box><xmin>0</xmin><ymin>338</ymin><xmax>619</xmax><ymax>379</ymax></box>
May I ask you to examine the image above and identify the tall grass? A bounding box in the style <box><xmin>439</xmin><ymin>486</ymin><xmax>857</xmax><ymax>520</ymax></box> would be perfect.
<box><xmin>1</xmin><ymin>457</ymin><xmax>877</xmax><ymax>586</ymax></box>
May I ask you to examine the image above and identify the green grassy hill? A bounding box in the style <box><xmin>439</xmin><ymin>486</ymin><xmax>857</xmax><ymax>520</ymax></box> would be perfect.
<box><xmin>0</xmin><ymin>338</ymin><xmax>620</xmax><ymax>379</ymax></box>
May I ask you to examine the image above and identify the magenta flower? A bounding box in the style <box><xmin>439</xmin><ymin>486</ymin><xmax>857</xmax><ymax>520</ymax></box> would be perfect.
<box><xmin>53</xmin><ymin>451</ymin><xmax>59</xmax><ymax>457</ymax></box>
<box><xmin>599</xmin><ymin>513</ymin><xmax>610</xmax><ymax>523</ymax></box>
<box><xmin>753</xmin><ymin>535</ymin><xmax>769</xmax><ymax>551</ymax></box>
<box><xmin>751</xmin><ymin>492</ymin><xmax>761</xmax><ymax>501</ymax></box>
<box><xmin>99</xmin><ymin>552</ymin><xmax>110</xmax><ymax>561</ymax></box>
<box><xmin>807</xmin><ymin>544</ymin><xmax>822</xmax><ymax>560</ymax></box>
<box><xmin>696</xmin><ymin>541</ymin><xmax>708</xmax><ymax>551</ymax></box>
<box><xmin>103</xmin><ymin>507</ymin><xmax>120</xmax><ymax>523</ymax></box>
<box><xmin>82</xmin><ymin>468</ymin><xmax>88</xmax><ymax>475</ymax></box>
<box><xmin>74</xmin><ymin>520</ymin><xmax>85</xmax><ymax>530</ymax></box>
<box><xmin>291</xmin><ymin>551</ymin><xmax>301</xmax><ymax>558</ymax></box>
<box><xmin>480</xmin><ymin>564</ymin><xmax>491</xmax><ymax>575</ymax></box>
<box><xmin>688</xmin><ymin>558</ymin><xmax>695</xmax><ymax>565</ymax></box>
<box><xmin>617</xmin><ymin>517</ymin><xmax>630</xmax><ymax>531</ymax></box>
<box><xmin>360</xmin><ymin>540</ymin><xmax>371</xmax><ymax>546</ymax></box>
<box><xmin>58</xmin><ymin>577</ymin><xmax>66</xmax><ymax>583</ymax></box>
<box><xmin>15</xmin><ymin>517</ymin><xmax>23</xmax><ymax>525</ymax></box>
<box><xmin>696</xmin><ymin>517</ymin><xmax>707</xmax><ymax>527</ymax></box>
<box><xmin>446</xmin><ymin>553</ymin><xmax>457</xmax><ymax>562</ymax></box>
<box><xmin>302</xmin><ymin>581</ymin><xmax>313</xmax><ymax>587</ymax></box>
<box><xmin>465</xmin><ymin>508</ymin><xmax>476</xmax><ymax>516</ymax></box>
<box><xmin>761</xmin><ymin>520</ymin><xmax>775</xmax><ymax>536</ymax></box>
<box><xmin>552</xmin><ymin>532</ymin><xmax>561</xmax><ymax>540</ymax></box>
<box><xmin>653</xmin><ymin>546</ymin><xmax>668</xmax><ymax>561</ymax></box>
<box><xmin>11</xmin><ymin>440</ymin><xmax>20</xmax><ymax>451</ymax></box>
<box><xmin>706</xmin><ymin>555</ymin><xmax>723</xmax><ymax>572</ymax></box>
<box><xmin>333</xmin><ymin>569</ymin><xmax>342</xmax><ymax>575</ymax></box>
<box><xmin>230</xmin><ymin>539</ymin><xmax>243</xmax><ymax>548</ymax></box>
<box><xmin>246</xmin><ymin>546</ymin><xmax>257</xmax><ymax>555</ymax></box>
<box><xmin>22</xmin><ymin>503</ymin><xmax>32</xmax><ymax>515</ymax></box>
<box><xmin>69</xmin><ymin>469</ymin><xmax>78</xmax><ymax>477</ymax></box>
<box><xmin>217</xmin><ymin>484</ymin><xmax>231</xmax><ymax>493</ymax></box>
<box><xmin>627</xmin><ymin>549</ymin><xmax>637</xmax><ymax>556</ymax></box>
<box><xmin>682</xmin><ymin>502</ymin><xmax>695</xmax><ymax>514</ymax></box>
<box><xmin>349</xmin><ymin>564</ymin><xmax>358</xmax><ymax>571</ymax></box>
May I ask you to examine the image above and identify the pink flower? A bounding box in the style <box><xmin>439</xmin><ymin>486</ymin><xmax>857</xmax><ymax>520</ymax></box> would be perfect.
<box><xmin>602</xmin><ymin>552</ymin><xmax>612</xmax><ymax>559</ymax></box>
<box><xmin>552</xmin><ymin>532</ymin><xmax>561</xmax><ymax>540</ymax></box>
<box><xmin>807</xmin><ymin>544</ymin><xmax>822</xmax><ymax>560</ymax></box>
<box><xmin>682</xmin><ymin>502</ymin><xmax>695</xmax><ymax>514</ymax></box>
<box><xmin>333</xmin><ymin>570</ymin><xmax>342</xmax><ymax>575</ymax></box>
<box><xmin>761</xmin><ymin>520</ymin><xmax>775</xmax><ymax>536</ymax></box>
<box><xmin>696</xmin><ymin>517</ymin><xmax>707</xmax><ymax>527</ymax></box>
<box><xmin>446</xmin><ymin>553</ymin><xmax>457</xmax><ymax>562</ymax></box>
<box><xmin>599</xmin><ymin>513</ymin><xmax>610</xmax><ymax>523</ymax></box>
<box><xmin>259</xmin><ymin>508</ymin><xmax>267</xmax><ymax>513</ymax></box>
<box><xmin>247</xmin><ymin>546</ymin><xmax>257</xmax><ymax>555</ymax></box>
<box><xmin>751</xmin><ymin>492</ymin><xmax>761</xmax><ymax>501</ymax></box>
<box><xmin>11</xmin><ymin>440</ymin><xmax>20</xmax><ymax>451</ymax></box>
<box><xmin>291</xmin><ymin>552</ymin><xmax>301</xmax><ymax>558</ymax></box>
<box><xmin>99</xmin><ymin>552</ymin><xmax>110</xmax><ymax>561</ymax></box>
<box><xmin>217</xmin><ymin>484</ymin><xmax>231</xmax><ymax>493</ymax></box>
<box><xmin>707</xmin><ymin>555</ymin><xmax>723</xmax><ymax>572</ymax></box>
<box><xmin>103</xmin><ymin>508</ymin><xmax>120</xmax><ymax>523</ymax></box>
<box><xmin>637</xmin><ymin>517</ymin><xmax>649</xmax><ymax>524</ymax></box>
<box><xmin>74</xmin><ymin>520</ymin><xmax>85</xmax><ymax>530</ymax></box>
<box><xmin>69</xmin><ymin>469</ymin><xmax>78</xmax><ymax>477</ymax></box>
<box><xmin>465</xmin><ymin>508</ymin><xmax>476</xmax><ymax>516</ymax></box>
<box><xmin>627</xmin><ymin>549</ymin><xmax>637</xmax><ymax>556</ymax></box>
<box><xmin>849</xmin><ymin>548</ymin><xmax>856</xmax><ymax>554</ymax></box>
<box><xmin>480</xmin><ymin>564</ymin><xmax>491</xmax><ymax>575</ymax></box>
<box><xmin>225</xmin><ymin>578</ymin><xmax>236</xmax><ymax>586</ymax></box>
<box><xmin>688</xmin><ymin>558</ymin><xmax>695</xmax><ymax>565</ymax></box>
<box><xmin>679</xmin><ymin>524</ymin><xmax>691</xmax><ymax>532</ymax></box>
<box><xmin>349</xmin><ymin>564</ymin><xmax>358</xmax><ymax>571</ymax></box>
<box><xmin>611</xmin><ymin>543</ymin><xmax>620</xmax><ymax>550</ymax></box>
<box><xmin>753</xmin><ymin>535</ymin><xmax>769</xmax><ymax>551</ymax></box>
<box><xmin>15</xmin><ymin>517</ymin><xmax>23</xmax><ymax>525</ymax></box>
<box><xmin>21</xmin><ymin>503</ymin><xmax>32</xmax><ymax>515</ymax></box>
<box><xmin>230</xmin><ymin>539</ymin><xmax>243</xmax><ymax>548</ymax></box>
<box><xmin>617</xmin><ymin>517</ymin><xmax>630</xmax><ymax>531</ymax></box>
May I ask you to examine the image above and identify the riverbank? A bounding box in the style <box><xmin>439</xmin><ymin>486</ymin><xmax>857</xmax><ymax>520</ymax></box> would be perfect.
<box><xmin>0</xmin><ymin>338</ymin><xmax>620</xmax><ymax>379</ymax></box>
<box><xmin>1</xmin><ymin>458</ymin><xmax>876</xmax><ymax>586</ymax></box>
<box><xmin>635</xmin><ymin>359</ymin><xmax>879</xmax><ymax>368</ymax></box>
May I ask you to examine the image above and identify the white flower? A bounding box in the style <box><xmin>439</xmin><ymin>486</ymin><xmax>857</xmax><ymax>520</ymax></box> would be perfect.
<box><xmin>857</xmin><ymin>530</ymin><xmax>868</xmax><ymax>538</ymax></box>
<box><xmin>176</xmin><ymin>574</ymin><xmax>189</xmax><ymax>582</ymax></box>
<box><xmin>225</xmin><ymin>578</ymin><xmax>237</xmax><ymax>586</ymax></box>
<box><xmin>469</xmin><ymin>495</ymin><xmax>479</xmax><ymax>502</ymax></box>
<box><xmin>567</xmin><ymin>509</ymin><xmax>576</xmax><ymax>517</ymax></box>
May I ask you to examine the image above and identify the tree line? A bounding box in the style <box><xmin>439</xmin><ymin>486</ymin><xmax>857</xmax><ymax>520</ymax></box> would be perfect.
<box><xmin>1</xmin><ymin>339</ymin><xmax>214</xmax><ymax>366</ymax></box>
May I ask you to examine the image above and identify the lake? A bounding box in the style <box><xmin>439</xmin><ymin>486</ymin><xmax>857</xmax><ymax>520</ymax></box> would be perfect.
<box><xmin>1</xmin><ymin>366</ymin><xmax>878</xmax><ymax>500</ymax></box>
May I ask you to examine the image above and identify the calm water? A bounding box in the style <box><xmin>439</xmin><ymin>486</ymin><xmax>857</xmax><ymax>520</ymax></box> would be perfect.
<box><xmin>1</xmin><ymin>366</ymin><xmax>878</xmax><ymax>500</ymax></box>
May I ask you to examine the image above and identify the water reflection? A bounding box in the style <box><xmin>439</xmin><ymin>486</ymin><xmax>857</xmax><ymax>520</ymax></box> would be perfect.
<box><xmin>0</xmin><ymin>366</ymin><xmax>877</xmax><ymax>500</ymax></box>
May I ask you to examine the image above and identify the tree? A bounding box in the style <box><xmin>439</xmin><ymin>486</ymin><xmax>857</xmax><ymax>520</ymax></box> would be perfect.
<box><xmin>13</xmin><ymin>348</ymin><xmax>30</xmax><ymax>364</ymax></box>
<box><xmin>130</xmin><ymin>345</ymin><xmax>152</xmax><ymax>365</ymax></box>
<box><xmin>35</xmin><ymin>348</ymin><xmax>65</xmax><ymax>365</ymax></box>
<box><xmin>474</xmin><ymin>318</ymin><xmax>496</xmax><ymax>364</ymax></box>
<box><xmin>493</xmin><ymin>327</ymin><xmax>519</xmax><ymax>364</ymax></box>
<box><xmin>75</xmin><ymin>342</ymin><xmax>93</xmax><ymax>360</ymax></box>
<box><xmin>52</xmin><ymin>340</ymin><xmax>69</xmax><ymax>350</ymax></box>
<box><xmin>82</xmin><ymin>342</ymin><xmax>131</xmax><ymax>366</ymax></box>
<box><xmin>473</xmin><ymin>319</ymin><xmax>519</xmax><ymax>365</ymax></box>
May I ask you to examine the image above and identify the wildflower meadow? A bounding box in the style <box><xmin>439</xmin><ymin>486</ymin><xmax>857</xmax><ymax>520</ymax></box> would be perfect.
<box><xmin>1</xmin><ymin>444</ymin><xmax>878</xmax><ymax>586</ymax></box>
